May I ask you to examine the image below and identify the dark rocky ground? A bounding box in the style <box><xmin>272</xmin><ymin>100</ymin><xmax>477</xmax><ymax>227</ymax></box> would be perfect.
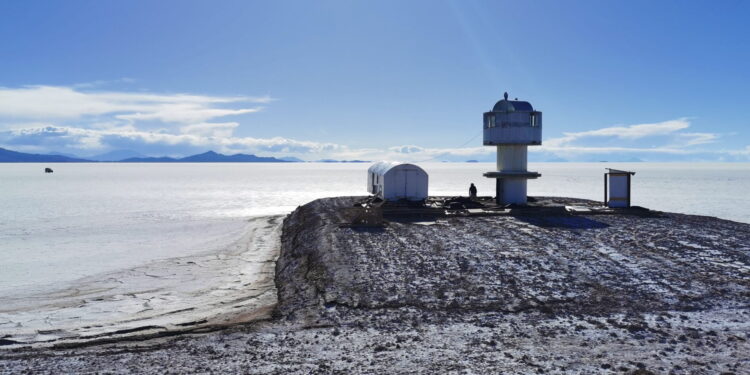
<box><xmin>2</xmin><ymin>196</ymin><xmax>749</xmax><ymax>374</ymax></box>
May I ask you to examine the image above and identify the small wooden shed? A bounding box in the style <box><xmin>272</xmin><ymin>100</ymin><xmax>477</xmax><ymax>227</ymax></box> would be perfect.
<box><xmin>604</xmin><ymin>168</ymin><xmax>636</xmax><ymax>208</ymax></box>
<box><xmin>367</xmin><ymin>162</ymin><xmax>428</xmax><ymax>202</ymax></box>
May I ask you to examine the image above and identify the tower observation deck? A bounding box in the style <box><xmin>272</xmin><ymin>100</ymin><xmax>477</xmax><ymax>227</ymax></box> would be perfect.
<box><xmin>482</xmin><ymin>92</ymin><xmax>542</xmax><ymax>205</ymax></box>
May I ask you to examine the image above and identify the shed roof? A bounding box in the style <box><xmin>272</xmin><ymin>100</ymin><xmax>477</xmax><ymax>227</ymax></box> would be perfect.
<box><xmin>606</xmin><ymin>168</ymin><xmax>636</xmax><ymax>175</ymax></box>
<box><xmin>368</xmin><ymin>161</ymin><xmax>426</xmax><ymax>175</ymax></box>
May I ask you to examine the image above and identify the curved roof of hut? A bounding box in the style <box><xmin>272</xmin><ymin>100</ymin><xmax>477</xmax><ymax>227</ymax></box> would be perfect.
<box><xmin>368</xmin><ymin>161</ymin><xmax>427</xmax><ymax>176</ymax></box>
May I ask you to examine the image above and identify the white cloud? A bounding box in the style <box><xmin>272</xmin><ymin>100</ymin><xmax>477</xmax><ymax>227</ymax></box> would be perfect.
<box><xmin>540</xmin><ymin>118</ymin><xmax>724</xmax><ymax>156</ymax></box>
<box><xmin>389</xmin><ymin>145</ymin><xmax>425</xmax><ymax>154</ymax></box>
<box><xmin>537</xmin><ymin>145</ymin><xmax>692</xmax><ymax>155</ymax></box>
<box><xmin>116</xmin><ymin>106</ymin><xmax>261</xmax><ymax>124</ymax></box>
<box><xmin>0</xmin><ymin>84</ymin><xmax>744</xmax><ymax>162</ymax></box>
<box><xmin>0</xmin><ymin>125</ymin><xmax>491</xmax><ymax>161</ymax></box>
<box><xmin>728</xmin><ymin>145</ymin><xmax>750</xmax><ymax>156</ymax></box>
<box><xmin>675</xmin><ymin>132</ymin><xmax>719</xmax><ymax>146</ymax></box>
<box><xmin>0</xmin><ymin>84</ymin><xmax>277</xmax><ymax>155</ymax></box>
<box><xmin>0</xmin><ymin>125</ymin><xmax>347</xmax><ymax>157</ymax></box>
<box><xmin>545</xmin><ymin>118</ymin><xmax>694</xmax><ymax>148</ymax></box>
<box><xmin>180</xmin><ymin>122</ymin><xmax>240</xmax><ymax>138</ymax></box>
<box><xmin>71</xmin><ymin>78</ymin><xmax>136</xmax><ymax>89</ymax></box>
<box><xmin>0</xmin><ymin>124</ymin><xmax>747</xmax><ymax>162</ymax></box>
<box><xmin>0</xmin><ymin>85</ymin><xmax>270</xmax><ymax>124</ymax></box>
<box><xmin>577</xmin><ymin>118</ymin><xmax>690</xmax><ymax>139</ymax></box>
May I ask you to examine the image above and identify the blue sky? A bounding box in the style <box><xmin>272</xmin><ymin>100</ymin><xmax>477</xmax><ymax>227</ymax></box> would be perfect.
<box><xmin>1</xmin><ymin>0</ymin><xmax>748</xmax><ymax>161</ymax></box>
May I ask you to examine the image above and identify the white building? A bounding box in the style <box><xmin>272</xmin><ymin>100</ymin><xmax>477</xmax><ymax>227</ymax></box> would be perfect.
<box><xmin>482</xmin><ymin>92</ymin><xmax>542</xmax><ymax>205</ymax></box>
<box><xmin>605</xmin><ymin>168</ymin><xmax>636</xmax><ymax>208</ymax></box>
<box><xmin>367</xmin><ymin>162</ymin><xmax>428</xmax><ymax>202</ymax></box>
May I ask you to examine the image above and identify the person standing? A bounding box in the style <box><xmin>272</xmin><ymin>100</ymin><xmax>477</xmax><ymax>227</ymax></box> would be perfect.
<box><xmin>469</xmin><ymin>183</ymin><xmax>477</xmax><ymax>200</ymax></box>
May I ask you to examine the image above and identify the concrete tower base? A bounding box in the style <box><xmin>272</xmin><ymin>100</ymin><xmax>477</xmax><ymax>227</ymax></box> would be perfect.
<box><xmin>495</xmin><ymin>178</ymin><xmax>528</xmax><ymax>205</ymax></box>
<box><xmin>484</xmin><ymin>145</ymin><xmax>540</xmax><ymax>205</ymax></box>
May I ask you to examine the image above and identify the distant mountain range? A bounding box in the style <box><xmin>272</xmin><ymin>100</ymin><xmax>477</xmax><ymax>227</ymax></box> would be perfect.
<box><xmin>120</xmin><ymin>151</ymin><xmax>290</xmax><ymax>163</ymax></box>
<box><xmin>0</xmin><ymin>147</ymin><xmax>374</xmax><ymax>163</ymax></box>
<box><xmin>87</xmin><ymin>149</ymin><xmax>146</xmax><ymax>161</ymax></box>
<box><xmin>2</xmin><ymin>147</ymin><xmax>652</xmax><ymax>164</ymax></box>
<box><xmin>0</xmin><ymin>147</ymin><xmax>91</xmax><ymax>162</ymax></box>
<box><xmin>0</xmin><ymin>148</ymin><xmax>292</xmax><ymax>163</ymax></box>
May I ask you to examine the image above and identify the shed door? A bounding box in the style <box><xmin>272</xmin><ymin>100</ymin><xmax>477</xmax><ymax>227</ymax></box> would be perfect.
<box><xmin>404</xmin><ymin>169</ymin><xmax>419</xmax><ymax>199</ymax></box>
<box><xmin>396</xmin><ymin>169</ymin><xmax>407</xmax><ymax>199</ymax></box>
<box><xmin>608</xmin><ymin>174</ymin><xmax>629</xmax><ymax>207</ymax></box>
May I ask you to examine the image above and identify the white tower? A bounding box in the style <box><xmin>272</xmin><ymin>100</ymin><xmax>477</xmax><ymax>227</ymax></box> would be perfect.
<box><xmin>482</xmin><ymin>92</ymin><xmax>542</xmax><ymax>205</ymax></box>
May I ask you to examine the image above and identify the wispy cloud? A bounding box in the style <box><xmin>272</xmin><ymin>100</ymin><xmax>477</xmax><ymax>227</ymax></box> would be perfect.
<box><xmin>0</xmin><ymin>85</ymin><xmax>270</xmax><ymax>124</ymax></box>
<box><xmin>70</xmin><ymin>78</ymin><xmax>137</xmax><ymax>89</ymax></box>
<box><xmin>0</xmin><ymin>126</ymin><xmax>346</xmax><ymax>158</ymax></box>
<box><xmin>519</xmin><ymin>118</ymin><xmax>750</xmax><ymax>162</ymax></box>
<box><xmin>544</xmin><ymin>118</ymin><xmax>695</xmax><ymax>148</ymax></box>
<box><xmin>0</xmin><ymin>84</ymin><xmax>278</xmax><ymax>156</ymax></box>
<box><xmin>0</xmin><ymin>122</ymin><xmax>746</xmax><ymax>162</ymax></box>
<box><xmin>674</xmin><ymin>132</ymin><xmax>719</xmax><ymax>146</ymax></box>
<box><xmin>179</xmin><ymin>122</ymin><xmax>240</xmax><ymax>138</ymax></box>
<box><xmin>0</xmin><ymin>85</ymin><xmax>745</xmax><ymax>162</ymax></box>
<box><xmin>388</xmin><ymin>145</ymin><xmax>425</xmax><ymax>154</ymax></box>
<box><xmin>729</xmin><ymin>145</ymin><xmax>750</xmax><ymax>156</ymax></box>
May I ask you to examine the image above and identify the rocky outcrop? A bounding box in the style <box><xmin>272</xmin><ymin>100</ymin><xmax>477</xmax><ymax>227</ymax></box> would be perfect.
<box><xmin>275</xmin><ymin>197</ymin><xmax>360</xmax><ymax>323</ymax></box>
<box><xmin>276</xmin><ymin>196</ymin><xmax>750</xmax><ymax>325</ymax></box>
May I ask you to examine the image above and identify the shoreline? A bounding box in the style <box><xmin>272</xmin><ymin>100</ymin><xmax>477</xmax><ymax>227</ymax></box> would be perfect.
<box><xmin>0</xmin><ymin>215</ymin><xmax>283</xmax><ymax>348</ymax></box>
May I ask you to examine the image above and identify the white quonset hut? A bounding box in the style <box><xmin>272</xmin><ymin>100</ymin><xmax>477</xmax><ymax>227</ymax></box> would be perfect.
<box><xmin>604</xmin><ymin>168</ymin><xmax>636</xmax><ymax>208</ymax></box>
<box><xmin>482</xmin><ymin>92</ymin><xmax>542</xmax><ymax>205</ymax></box>
<box><xmin>367</xmin><ymin>162</ymin><xmax>428</xmax><ymax>202</ymax></box>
